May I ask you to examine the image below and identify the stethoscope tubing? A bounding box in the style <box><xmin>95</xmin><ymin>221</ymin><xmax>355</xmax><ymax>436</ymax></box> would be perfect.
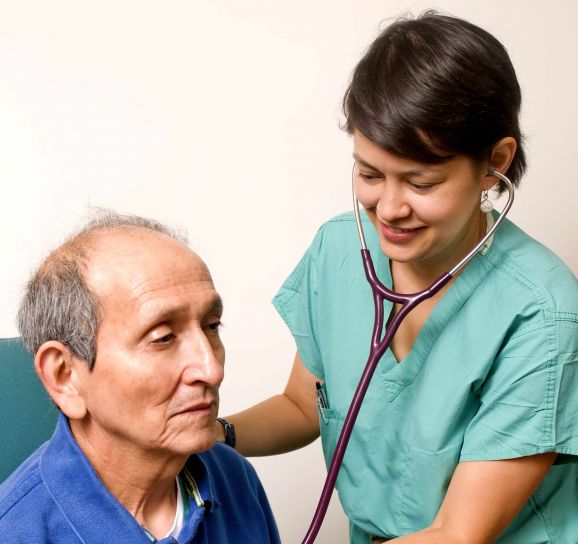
<box><xmin>300</xmin><ymin>168</ymin><xmax>514</xmax><ymax>544</ymax></box>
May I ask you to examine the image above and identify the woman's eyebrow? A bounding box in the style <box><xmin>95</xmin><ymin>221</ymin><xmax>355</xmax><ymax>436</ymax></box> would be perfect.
<box><xmin>352</xmin><ymin>153</ymin><xmax>380</xmax><ymax>171</ymax></box>
<box><xmin>352</xmin><ymin>153</ymin><xmax>442</xmax><ymax>177</ymax></box>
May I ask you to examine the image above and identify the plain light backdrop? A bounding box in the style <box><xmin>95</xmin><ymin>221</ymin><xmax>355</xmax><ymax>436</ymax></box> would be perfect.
<box><xmin>1</xmin><ymin>1</ymin><xmax>576</xmax><ymax>542</ymax></box>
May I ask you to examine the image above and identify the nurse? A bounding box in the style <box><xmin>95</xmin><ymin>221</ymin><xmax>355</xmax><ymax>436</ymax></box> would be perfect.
<box><xmin>216</xmin><ymin>12</ymin><xmax>578</xmax><ymax>543</ymax></box>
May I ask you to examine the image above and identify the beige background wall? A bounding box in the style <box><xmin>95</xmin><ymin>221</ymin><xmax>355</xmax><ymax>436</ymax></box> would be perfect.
<box><xmin>1</xmin><ymin>1</ymin><xmax>576</xmax><ymax>541</ymax></box>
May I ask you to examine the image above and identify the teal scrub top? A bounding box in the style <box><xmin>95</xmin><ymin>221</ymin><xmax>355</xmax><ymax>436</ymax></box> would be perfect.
<box><xmin>272</xmin><ymin>211</ymin><xmax>578</xmax><ymax>543</ymax></box>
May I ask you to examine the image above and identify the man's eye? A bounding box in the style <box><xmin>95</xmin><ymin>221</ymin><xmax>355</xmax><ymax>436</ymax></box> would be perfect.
<box><xmin>152</xmin><ymin>333</ymin><xmax>175</xmax><ymax>345</ymax></box>
<box><xmin>207</xmin><ymin>321</ymin><xmax>223</xmax><ymax>333</ymax></box>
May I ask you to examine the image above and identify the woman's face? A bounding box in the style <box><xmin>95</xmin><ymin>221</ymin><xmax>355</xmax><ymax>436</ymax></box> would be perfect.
<box><xmin>353</xmin><ymin>130</ymin><xmax>488</xmax><ymax>274</ymax></box>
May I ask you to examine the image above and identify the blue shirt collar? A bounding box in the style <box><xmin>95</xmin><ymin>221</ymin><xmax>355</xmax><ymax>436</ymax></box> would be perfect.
<box><xmin>40</xmin><ymin>414</ymin><xmax>219</xmax><ymax>543</ymax></box>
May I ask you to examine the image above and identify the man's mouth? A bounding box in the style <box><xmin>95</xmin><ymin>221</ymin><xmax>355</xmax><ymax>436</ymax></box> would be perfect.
<box><xmin>174</xmin><ymin>399</ymin><xmax>217</xmax><ymax>416</ymax></box>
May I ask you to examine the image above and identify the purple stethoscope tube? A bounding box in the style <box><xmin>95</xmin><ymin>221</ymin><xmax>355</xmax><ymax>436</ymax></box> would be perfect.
<box><xmin>300</xmin><ymin>168</ymin><xmax>515</xmax><ymax>544</ymax></box>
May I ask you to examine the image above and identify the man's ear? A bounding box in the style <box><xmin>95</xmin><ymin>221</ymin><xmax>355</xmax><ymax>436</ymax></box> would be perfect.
<box><xmin>484</xmin><ymin>136</ymin><xmax>517</xmax><ymax>190</ymax></box>
<box><xmin>34</xmin><ymin>341</ymin><xmax>88</xmax><ymax>420</ymax></box>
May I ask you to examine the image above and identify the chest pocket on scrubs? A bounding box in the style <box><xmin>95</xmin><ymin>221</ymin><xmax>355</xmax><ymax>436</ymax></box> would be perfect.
<box><xmin>319</xmin><ymin>409</ymin><xmax>342</xmax><ymax>471</ymax></box>
<box><xmin>317</xmin><ymin>382</ymin><xmax>343</xmax><ymax>471</ymax></box>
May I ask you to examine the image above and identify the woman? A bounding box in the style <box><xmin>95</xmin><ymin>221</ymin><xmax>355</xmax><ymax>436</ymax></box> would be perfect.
<box><xmin>216</xmin><ymin>12</ymin><xmax>578</xmax><ymax>543</ymax></box>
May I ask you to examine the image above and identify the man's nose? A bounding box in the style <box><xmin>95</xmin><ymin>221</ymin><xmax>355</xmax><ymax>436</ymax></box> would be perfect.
<box><xmin>181</xmin><ymin>332</ymin><xmax>224</xmax><ymax>386</ymax></box>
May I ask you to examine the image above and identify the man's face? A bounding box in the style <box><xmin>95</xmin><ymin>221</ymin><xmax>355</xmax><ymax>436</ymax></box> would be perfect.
<box><xmin>72</xmin><ymin>228</ymin><xmax>224</xmax><ymax>458</ymax></box>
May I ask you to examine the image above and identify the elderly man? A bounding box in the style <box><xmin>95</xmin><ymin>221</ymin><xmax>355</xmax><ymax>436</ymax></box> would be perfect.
<box><xmin>0</xmin><ymin>212</ymin><xmax>280</xmax><ymax>543</ymax></box>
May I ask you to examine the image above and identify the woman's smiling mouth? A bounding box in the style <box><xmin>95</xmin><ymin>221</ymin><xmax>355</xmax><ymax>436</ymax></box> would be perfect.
<box><xmin>380</xmin><ymin>223</ymin><xmax>425</xmax><ymax>243</ymax></box>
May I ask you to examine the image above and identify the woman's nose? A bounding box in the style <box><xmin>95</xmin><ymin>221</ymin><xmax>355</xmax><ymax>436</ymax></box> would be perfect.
<box><xmin>375</xmin><ymin>183</ymin><xmax>411</xmax><ymax>222</ymax></box>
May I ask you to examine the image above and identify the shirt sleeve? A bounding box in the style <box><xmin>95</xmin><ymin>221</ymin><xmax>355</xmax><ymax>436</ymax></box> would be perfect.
<box><xmin>460</xmin><ymin>311</ymin><xmax>578</xmax><ymax>463</ymax></box>
<box><xmin>272</xmin><ymin>230</ymin><xmax>324</xmax><ymax>379</ymax></box>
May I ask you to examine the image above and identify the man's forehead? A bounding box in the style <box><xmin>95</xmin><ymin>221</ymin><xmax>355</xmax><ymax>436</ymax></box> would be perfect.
<box><xmin>84</xmin><ymin>228</ymin><xmax>211</xmax><ymax>301</ymax></box>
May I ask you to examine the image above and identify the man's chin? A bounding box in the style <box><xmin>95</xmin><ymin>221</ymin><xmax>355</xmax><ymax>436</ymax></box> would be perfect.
<box><xmin>175</xmin><ymin>428</ymin><xmax>217</xmax><ymax>456</ymax></box>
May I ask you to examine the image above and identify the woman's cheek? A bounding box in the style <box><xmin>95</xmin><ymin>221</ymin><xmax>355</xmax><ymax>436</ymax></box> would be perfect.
<box><xmin>354</xmin><ymin>179</ymin><xmax>381</xmax><ymax>209</ymax></box>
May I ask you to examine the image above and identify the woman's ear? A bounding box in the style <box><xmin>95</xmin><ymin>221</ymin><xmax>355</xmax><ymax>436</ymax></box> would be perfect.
<box><xmin>34</xmin><ymin>341</ymin><xmax>88</xmax><ymax>420</ymax></box>
<box><xmin>485</xmin><ymin>136</ymin><xmax>517</xmax><ymax>190</ymax></box>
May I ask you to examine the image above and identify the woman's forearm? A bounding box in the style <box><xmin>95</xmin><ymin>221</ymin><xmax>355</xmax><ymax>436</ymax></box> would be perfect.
<box><xmin>217</xmin><ymin>393</ymin><xmax>320</xmax><ymax>457</ymax></box>
<box><xmin>387</xmin><ymin>528</ymin><xmax>464</xmax><ymax>544</ymax></box>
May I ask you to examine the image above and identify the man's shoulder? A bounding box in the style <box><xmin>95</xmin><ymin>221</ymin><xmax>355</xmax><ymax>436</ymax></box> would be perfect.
<box><xmin>0</xmin><ymin>446</ymin><xmax>47</xmax><ymax>524</ymax></box>
<box><xmin>196</xmin><ymin>442</ymin><xmax>274</xmax><ymax>504</ymax></box>
<box><xmin>194</xmin><ymin>444</ymin><xmax>281</xmax><ymax>543</ymax></box>
<box><xmin>197</xmin><ymin>442</ymin><xmax>260</xmax><ymax>483</ymax></box>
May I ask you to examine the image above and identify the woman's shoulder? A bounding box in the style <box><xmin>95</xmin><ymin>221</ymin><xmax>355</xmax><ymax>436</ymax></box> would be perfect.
<box><xmin>315</xmin><ymin>210</ymin><xmax>361</xmax><ymax>237</ymax></box>
<box><xmin>311</xmin><ymin>210</ymin><xmax>378</xmax><ymax>257</ymax></box>
<box><xmin>489</xmin><ymin>219</ymin><xmax>578</xmax><ymax>315</ymax></box>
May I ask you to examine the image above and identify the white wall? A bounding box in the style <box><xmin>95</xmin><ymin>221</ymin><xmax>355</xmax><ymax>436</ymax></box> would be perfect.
<box><xmin>1</xmin><ymin>1</ymin><xmax>576</xmax><ymax>541</ymax></box>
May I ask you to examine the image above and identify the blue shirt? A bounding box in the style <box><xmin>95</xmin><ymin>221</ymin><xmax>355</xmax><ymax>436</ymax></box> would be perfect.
<box><xmin>0</xmin><ymin>414</ymin><xmax>280</xmax><ymax>544</ymax></box>
<box><xmin>273</xmin><ymin>211</ymin><xmax>578</xmax><ymax>543</ymax></box>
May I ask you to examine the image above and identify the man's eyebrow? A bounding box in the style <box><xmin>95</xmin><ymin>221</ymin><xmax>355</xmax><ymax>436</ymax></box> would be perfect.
<box><xmin>142</xmin><ymin>304</ymin><xmax>187</xmax><ymax>326</ymax></box>
<box><xmin>141</xmin><ymin>294</ymin><xmax>223</xmax><ymax>326</ymax></box>
<box><xmin>206</xmin><ymin>295</ymin><xmax>224</xmax><ymax>317</ymax></box>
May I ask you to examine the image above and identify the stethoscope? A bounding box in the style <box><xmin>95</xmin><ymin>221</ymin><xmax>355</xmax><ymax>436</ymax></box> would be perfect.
<box><xmin>300</xmin><ymin>167</ymin><xmax>515</xmax><ymax>544</ymax></box>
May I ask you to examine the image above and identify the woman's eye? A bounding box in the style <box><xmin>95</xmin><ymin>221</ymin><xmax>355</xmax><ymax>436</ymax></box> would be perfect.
<box><xmin>359</xmin><ymin>172</ymin><xmax>381</xmax><ymax>182</ymax></box>
<box><xmin>408</xmin><ymin>181</ymin><xmax>432</xmax><ymax>191</ymax></box>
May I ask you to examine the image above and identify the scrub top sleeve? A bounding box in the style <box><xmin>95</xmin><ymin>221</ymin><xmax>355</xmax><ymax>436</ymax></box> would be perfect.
<box><xmin>272</xmin><ymin>230</ymin><xmax>324</xmax><ymax>379</ymax></box>
<box><xmin>461</xmin><ymin>313</ymin><xmax>578</xmax><ymax>463</ymax></box>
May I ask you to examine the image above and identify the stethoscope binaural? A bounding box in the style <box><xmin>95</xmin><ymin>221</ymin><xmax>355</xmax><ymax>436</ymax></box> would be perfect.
<box><xmin>300</xmin><ymin>167</ymin><xmax>515</xmax><ymax>544</ymax></box>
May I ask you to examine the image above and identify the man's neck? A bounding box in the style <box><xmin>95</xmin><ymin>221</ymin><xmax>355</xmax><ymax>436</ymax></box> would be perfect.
<box><xmin>69</xmin><ymin>418</ymin><xmax>187</xmax><ymax>538</ymax></box>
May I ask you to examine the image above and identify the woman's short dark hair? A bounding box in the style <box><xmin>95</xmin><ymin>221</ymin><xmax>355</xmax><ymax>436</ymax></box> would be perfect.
<box><xmin>343</xmin><ymin>11</ymin><xmax>526</xmax><ymax>192</ymax></box>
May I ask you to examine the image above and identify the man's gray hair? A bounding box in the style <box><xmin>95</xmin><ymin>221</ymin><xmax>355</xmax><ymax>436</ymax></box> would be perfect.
<box><xmin>17</xmin><ymin>210</ymin><xmax>188</xmax><ymax>369</ymax></box>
